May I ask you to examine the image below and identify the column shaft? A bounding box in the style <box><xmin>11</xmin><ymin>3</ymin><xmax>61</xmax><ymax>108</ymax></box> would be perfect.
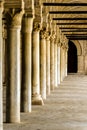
<box><xmin>3</xmin><ymin>38</ymin><xmax>6</xmax><ymax>84</ymax></box>
<box><xmin>32</xmin><ymin>29</ymin><xmax>44</xmax><ymax>105</ymax></box>
<box><xmin>21</xmin><ymin>17</ymin><xmax>33</xmax><ymax>112</ymax></box>
<box><xmin>50</xmin><ymin>39</ymin><xmax>54</xmax><ymax>90</ymax></box>
<box><xmin>60</xmin><ymin>47</ymin><xmax>64</xmax><ymax>82</ymax></box>
<box><xmin>60</xmin><ymin>47</ymin><xmax>63</xmax><ymax>82</ymax></box>
<box><xmin>57</xmin><ymin>46</ymin><xmax>61</xmax><ymax>84</ymax></box>
<box><xmin>40</xmin><ymin>38</ymin><xmax>46</xmax><ymax>99</ymax></box>
<box><xmin>0</xmin><ymin>6</ymin><xmax>3</xmax><ymax>130</ymax></box>
<box><xmin>54</xmin><ymin>43</ymin><xmax>58</xmax><ymax>87</ymax></box>
<box><xmin>65</xmin><ymin>50</ymin><xmax>68</xmax><ymax>77</ymax></box>
<box><xmin>46</xmin><ymin>38</ymin><xmax>50</xmax><ymax>95</ymax></box>
<box><xmin>7</xmin><ymin>26</ymin><xmax>21</xmax><ymax>123</ymax></box>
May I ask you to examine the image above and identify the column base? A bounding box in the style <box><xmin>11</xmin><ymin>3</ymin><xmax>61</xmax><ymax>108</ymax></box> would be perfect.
<box><xmin>32</xmin><ymin>94</ymin><xmax>44</xmax><ymax>105</ymax></box>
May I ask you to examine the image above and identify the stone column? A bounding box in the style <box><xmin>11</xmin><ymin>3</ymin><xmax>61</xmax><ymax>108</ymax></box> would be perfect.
<box><xmin>6</xmin><ymin>10</ymin><xmax>24</xmax><ymax>123</ymax></box>
<box><xmin>63</xmin><ymin>48</ymin><xmax>65</xmax><ymax>80</ymax></box>
<box><xmin>0</xmin><ymin>1</ymin><xmax>3</xmax><ymax>130</ymax></box>
<box><xmin>50</xmin><ymin>33</ymin><xmax>55</xmax><ymax>90</ymax></box>
<box><xmin>21</xmin><ymin>15</ymin><xmax>33</xmax><ymax>112</ymax></box>
<box><xmin>46</xmin><ymin>34</ymin><xmax>50</xmax><ymax>95</ymax></box>
<box><xmin>57</xmin><ymin>45</ymin><xmax>61</xmax><ymax>85</ymax></box>
<box><xmin>54</xmin><ymin>41</ymin><xmax>58</xmax><ymax>88</ymax></box>
<box><xmin>2</xmin><ymin>24</ymin><xmax>7</xmax><ymax>85</ymax></box>
<box><xmin>60</xmin><ymin>46</ymin><xmax>64</xmax><ymax>82</ymax></box>
<box><xmin>40</xmin><ymin>29</ymin><xmax>46</xmax><ymax>99</ymax></box>
<box><xmin>64</xmin><ymin>40</ymin><xmax>68</xmax><ymax>77</ymax></box>
<box><xmin>32</xmin><ymin>22</ymin><xmax>44</xmax><ymax>105</ymax></box>
<box><xmin>65</xmin><ymin>50</ymin><xmax>68</xmax><ymax>76</ymax></box>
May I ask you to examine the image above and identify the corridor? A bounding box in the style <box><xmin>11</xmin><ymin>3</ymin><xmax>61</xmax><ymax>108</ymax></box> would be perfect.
<box><xmin>4</xmin><ymin>74</ymin><xmax>87</xmax><ymax>130</ymax></box>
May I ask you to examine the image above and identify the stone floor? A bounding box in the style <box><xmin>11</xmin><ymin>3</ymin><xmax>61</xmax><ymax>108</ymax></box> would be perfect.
<box><xmin>4</xmin><ymin>74</ymin><xmax>87</xmax><ymax>130</ymax></box>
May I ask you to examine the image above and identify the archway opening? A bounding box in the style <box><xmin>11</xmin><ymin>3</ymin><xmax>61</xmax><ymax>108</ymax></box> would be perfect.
<box><xmin>68</xmin><ymin>40</ymin><xmax>78</xmax><ymax>73</ymax></box>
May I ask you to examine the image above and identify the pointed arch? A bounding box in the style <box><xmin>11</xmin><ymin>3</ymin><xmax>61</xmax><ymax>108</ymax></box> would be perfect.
<box><xmin>71</xmin><ymin>40</ymin><xmax>82</xmax><ymax>56</ymax></box>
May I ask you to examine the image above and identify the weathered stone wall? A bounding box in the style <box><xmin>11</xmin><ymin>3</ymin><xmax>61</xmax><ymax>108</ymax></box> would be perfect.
<box><xmin>78</xmin><ymin>40</ymin><xmax>87</xmax><ymax>74</ymax></box>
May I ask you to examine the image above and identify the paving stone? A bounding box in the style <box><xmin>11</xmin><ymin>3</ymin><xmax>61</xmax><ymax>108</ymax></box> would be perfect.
<box><xmin>4</xmin><ymin>74</ymin><xmax>87</xmax><ymax>130</ymax></box>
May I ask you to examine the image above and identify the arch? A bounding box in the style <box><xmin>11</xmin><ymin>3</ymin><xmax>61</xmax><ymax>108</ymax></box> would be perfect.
<box><xmin>71</xmin><ymin>40</ymin><xmax>82</xmax><ymax>56</ymax></box>
<box><xmin>68</xmin><ymin>40</ymin><xmax>78</xmax><ymax>73</ymax></box>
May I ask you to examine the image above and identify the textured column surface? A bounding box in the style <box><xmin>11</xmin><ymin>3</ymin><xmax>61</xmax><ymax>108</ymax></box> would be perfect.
<box><xmin>63</xmin><ymin>49</ymin><xmax>66</xmax><ymax>78</ymax></box>
<box><xmin>21</xmin><ymin>16</ymin><xmax>33</xmax><ymax>112</ymax></box>
<box><xmin>32</xmin><ymin>25</ymin><xmax>44</xmax><ymax>105</ymax></box>
<box><xmin>60</xmin><ymin>47</ymin><xmax>63</xmax><ymax>82</ymax></box>
<box><xmin>0</xmin><ymin>2</ymin><xmax>3</xmax><ymax>130</ymax></box>
<box><xmin>54</xmin><ymin>42</ymin><xmax>58</xmax><ymax>88</ymax></box>
<box><xmin>50</xmin><ymin>38</ymin><xmax>54</xmax><ymax>90</ymax></box>
<box><xmin>46</xmin><ymin>37</ymin><xmax>50</xmax><ymax>95</ymax></box>
<box><xmin>40</xmin><ymin>31</ymin><xmax>46</xmax><ymax>99</ymax></box>
<box><xmin>60</xmin><ymin>47</ymin><xmax>65</xmax><ymax>82</ymax></box>
<box><xmin>65</xmin><ymin>50</ymin><xmax>68</xmax><ymax>77</ymax></box>
<box><xmin>8</xmin><ymin>26</ymin><xmax>21</xmax><ymax>123</ymax></box>
<box><xmin>6</xmin><ymin>10</ymin><xmax>24</xmax><ymax>123</ymax></box>
<box><xmin>57</xmin><ymin>46</ymin><xmax>61</xmax><ymax>85</ymax></box>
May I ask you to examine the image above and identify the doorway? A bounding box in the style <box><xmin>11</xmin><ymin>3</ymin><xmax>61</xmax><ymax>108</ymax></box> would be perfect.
<box><xmin>68</xmin><ymin>40</ymin><xmax>78</xmax><ymax>73</ymax></box>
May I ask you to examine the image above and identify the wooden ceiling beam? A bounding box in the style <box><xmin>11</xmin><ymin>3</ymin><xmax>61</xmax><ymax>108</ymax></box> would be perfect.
<box><xmin>49</xmin><ymin>11</ymin><xmax>87</xmax><ymax>14</ymax></box>
<box><xmin>67</xmin><ymin>37</ymin><xmax>87</xmax><ymax>40</ymax></box>
<box><xmin>66</xmin><ymin>36</ymin><xmax>87</xmax><ymax>39</ymax></box>
<box><xmin>53</xmin><ymin>18</ymin><xmax>87</xmax><ymax>20</ymax></box>
<box><xmin>43</xmin><ymin>3</ymin><xmax>87</xmax><ymax>6</ymax></box>
<box><xmin>62</xmin><ymin>30</ymin><xmax>87</xmax><ymax>32</ymax></box>
<box><xmin>65</xmin><ymin>34</ymin><xmax>87</xmax><ymax>36</ymax></box>
<box><xmin>60</xmin><ymin>27</ymin><xmax>87</xmax><ymax>29</ymax></box>
<box><xmin>57</xmin><ymin>23</ymin><xmax>87</xmax><ymax>25</ymax></box>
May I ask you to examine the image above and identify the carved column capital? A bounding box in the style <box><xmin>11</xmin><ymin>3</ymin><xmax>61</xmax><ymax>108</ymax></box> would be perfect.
<box><xmin>33</xmin><ymin>0</ymin><xmax>43</xmax><ymax>32</ymax></box>
<box><xmin>61</xmin><ymin>42</ymin><xmax>69</xmax><ymax>51</ymax></box>
<box><xmin>62</xmin><ymin>37</ymin><xmax>69</xmax><ymax>51</ymax></box>
<box><xmin>50</xmin><ymin>31</ymin><xmax>56</xmax><ymax>42</ymax></box>
<box><xmin>57</xmin><ymin>42</ymin><xmax>62</xmax><ymax>47</ymax></box>
<box><xmin>40</xmin><ymin>26</ymin><xmax>48</xmax><ymax>39</ymax></box>
<box><xmin>46</xmin><ymin>30</ymin><xmax>51</xmax><ymax>40</ymax></box>
<box><xmin>40</xmin><ymin>30</ymin><xmax>46</xmax><ymax>39</ymax></box>
<box><xmin>11</xmin><ymin>9</ymin><xmax>24</xmax><ymax>27</ymax></box>
<box><xmin>33</xmin><ymin>22</ymin><xmax>41</xmax><ymax>31</ymax></box>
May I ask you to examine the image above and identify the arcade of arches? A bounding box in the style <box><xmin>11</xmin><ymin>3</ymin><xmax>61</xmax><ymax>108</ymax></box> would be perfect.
<box><xmin>1</xmin><ymin>0</ymin><xmax>87</xmax><ymax>130</ymax></box>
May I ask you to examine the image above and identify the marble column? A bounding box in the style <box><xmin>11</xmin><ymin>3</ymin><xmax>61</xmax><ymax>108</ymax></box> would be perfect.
<box><xmin>6</xmin><ymin>10</ymin><xmax>24</xmax><ymax>123</ymax></box>
<box><xmin>65</xmin><ymin>50</ymin><xmax>68</xmax><ymax>77</ymax></box>
<box><xmin>60</xmin><ymin>47</ymin><xmax>64</xmax><ymax>82</ymax></box>
<box><xmin>54</xmin><ymin>42</ymin><xmax>58</xmax><ymax>88</ymax></box>
<box><xmin>63</xmin><ymin>48</ymin><xmax>65</xmax><ymax>80</ymax></box>
<box><xmin>46</xmin><ymin>36</ymin><xmax>50</xmax><ymax>95</ymax></box>
<box><xmin>57</xmin><ymin>45</ymin><xmax>61</xmax><ymax>85</ymax></box>
<box><xmin>21</xmin><ymin>15</ymin><xmax>33</xmax><ymax>112</ymax></box>
<box><xmin>32</xmin><ymin>22</ymin><xmax>44</xmax><ymax>105</ymax></box>
<box><xmin>0</xmin><ymin>2</ymin><xmax>3</xmax><ymax>130</ymax></box>
<box><xmin>2</xmin><ymin>25</ymin><xmax>6</xmax><ymax>84</ymax></box>
<box><xmin>50</xmin><ymin>36</ymin><xmax>55</xmax><ymax>90</ymax></box>
<box><xmin>40</xmin><ymin>30</ymin><xmax>46</xmax><ymax>99</ymax></box>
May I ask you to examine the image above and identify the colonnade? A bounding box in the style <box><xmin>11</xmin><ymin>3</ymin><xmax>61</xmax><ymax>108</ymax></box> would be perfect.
<box><xmin>0</xmin><ymin>1</ymin><xmax>68</xmax><ymax>130</ymax></box>
<box><xmin>0</xmin><ymin>1</ymin><xmax>3</xmax><ymax>130</ymax></box>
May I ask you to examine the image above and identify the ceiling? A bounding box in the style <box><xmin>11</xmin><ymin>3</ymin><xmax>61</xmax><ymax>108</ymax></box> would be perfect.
<box><xmin>43</xmin><ymin>0</ymin><xmax>87</xmax><ymax>40</ymax></box>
